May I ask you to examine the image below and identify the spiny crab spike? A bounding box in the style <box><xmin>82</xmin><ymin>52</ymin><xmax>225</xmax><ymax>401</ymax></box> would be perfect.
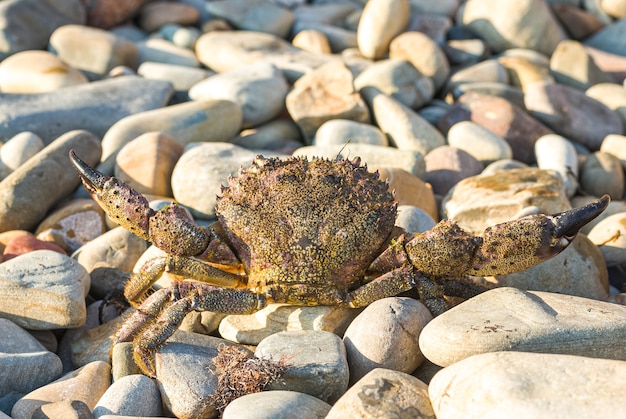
<box><xmin>552</xmin><ymin>194</ymin><xmax>610</xmax><ymax>239</ymax></box>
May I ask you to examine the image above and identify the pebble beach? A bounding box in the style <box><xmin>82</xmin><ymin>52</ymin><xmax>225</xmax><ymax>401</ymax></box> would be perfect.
<box><xmin>0</xmin><ymin>0</ymin><xmax>626</xmax><ymax>418</ymax></box>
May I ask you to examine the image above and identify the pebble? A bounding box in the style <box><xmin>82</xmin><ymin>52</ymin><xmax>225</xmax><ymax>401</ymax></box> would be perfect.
<box><xmin>549</xmin><ymin>39</ymin><xmax>613</xmax><ymax>90</ymax></box>
<box><xmin>256</xmin><ymin>330</ymin><xmax>349</xmax><ymax>403</ymax></box>
<box><xmin>160</xmin><ymin>24</ymin><xmax>201</xmax><ymax>50</ymax></box>
<box><xmin>600</xmin><ymin>133</ymin><xmax>626</xmax><ymax>168</ymax></box>
<box><xmin>439</xmin><ymin>92</ymin><xmax>553</xmax><ymax>163</ymax></box>
<box><xmin>447</xmin><ymin>121</ymin><xmax>513</xmax><ymax>164</ymax></box>
<box><xmin>497</xmin><ymin>55</ymin><xmax>554</xmax><ymax>91</ymax></box>
<box><xmin>534</xmin><ymin>134</ymin><xmax>579</xmax><ymax>197</ymax></box>
<box><xmin>137</xmin><ymin>61</ymin><xmax>211</xmax><ymax>103</ymax></box>
<box><xmin>524</xmin><ymin>81</ymin><xmax>623</xmax><ymax>150</ymax></box>
<box><xmin>579</xmin><ymin>151</ymin><xmax>625</xmax><ymax>199</ymax></box>
<box><xmin>0</xmin><ymin>132</ymin><xmax>44</xmax><ymax>180</ymax></box>
<box><xmin>72</xmin><ymin>225</ymin><xmax>147</xmax><ymax>273</ymax></box>
<box><xmin>93</xmin><ymin>375</ymin><xmax>162</xmax><ymax>418</ymax></box>
<box><xmin>354</xmin><ymin>59</ymin><xmax>435</xmax><ymax>110</ymax></box>
<box><xmin>286</xmin><ymin>60</ymin><xmax>370</xmax><ymax>143</ymax></box>
<box><xmin>395</xmin><ymin>205</ymin><xmax>437</xmax><ymax>233</ymax></box>
<box><xmin>0</xmin><ymin>0</ymin><xmax>85</xmax><ymax>60</ymax></box>
<box><xmin>357</xmin><ymin>0</ymin><xmax>410</xmax><ymax>59</ymax></box>
<box><xmin>442</xmin><ymin>168</ymin><xmax>570</xmax><ymax>232</ymax></box>
<box><xmin>2</xmin><ymin>234</ymin><xmax>66</xmax><ymax>262</ymax></box>
<box><xmin>407</xmin><ymin>14</ymin><xmax>451</xmax><ymax>45</ymax></box>
<box><xmin>424</xmin><ymin>145</ymin><xmax>484</xmax><ymax>196</ymax></box>
<box><xmin>0</xmin><ymin>230</ymin><xmax>33</xmax><ymax>255</ymax></box>
<box><xmin>450</xmin><ymin>82</ymin><xmax>526</xmax><ymax>110</ymax></box>
<box><xmin>0</xmin><ymin>250</ymin><xmax>89</xmax><ymax>329</ymax></box>
<box><xmin>232</xmin><ymin>119</ymin><xmax>303</xmax><ymax>153</ymax></box>
<box><xmin>136</xmin><ymin>38</ymin><xmax>199</xmax><ymax>68</ymax></box>
<box><xmin>49</xmin><ymin>25</ymin><xmax>138</xmax><ymax>79</ymax></box>
<box><xmin>443</xmin><ymin>38</ymin><xmax>488</xmax><ymax>67</ymax></box>
<box><xmin>313</xmin><ymin>119</ymin><xmax>388</xmax><ymax>147</ymax></box>
<box><xmin>373</xmin><ymin>167</ymin><xmax>438</xmax><ymax>220</ymax></box>
<box><xmin>587</xmin><ymin>212</ymin><xmax>626</xmax><ymax>266</ymax></box>
<box><xmin>0</xmin><ymin>50</ymin><xmax>87</xmax><ymax>93</ymax></box>
<box><xmin>343</xmin><ymin>297</ymin><xmax>432</xmax><ymax>384</ymax></box>
<box><xmin>483</xmin><ymin>234</ymin><xmax>609</xmax><ymax>300</ymax></box>
<box><xmin>389</xmin><ymin>31</ymin><xmax>450</xmax><ymax>91</ymax></box>
<box><xmin>292</xmin><ymin>29</ymin><xmax>332</xmax><ymax>54</ymax></box>
<box><xmin>292</xmin><ymin>21</ymin><xmax>356</xmax><ymax>53</ymax></box>
<box><xmin>114</xmin><ymin>132</ymin><xmax>184</xmax><ymax>197</ymax></box>
<box><xmin>0</xmin><ymin>319</ymin><xmax>62</xmax><ymax>414</ymax></box>
<box><xmin>551</xmin><ymin>3</ymin><xmax>605</xmax><ymax>40</ymax></box>
<box><xmin>586</xmin><ymin>83</ymin><xmax>626</xmax><ymax>128</ymax></box>
<box><xmin>171</xmin><ymin>142</ymin><xmax>267</xmax><ymax>220</ymax></box>
<box><xmin>326</xmin><ymin>368</ymin><xmax>434</xmax><ymax>419</ymax></box>
<box><xmin>293</xmin><ymin>144</ymin><xmax>426</xmax><ymax>178</ymax></box>
<box><xmin>459</xmin><ymin>0</ymin><xmax>567</xmax><ymax>55</ymax></box>
<box><xmin>205</xmin><ymin>0</ymin><xmax>294</xmax><ymax>39</ymax></box>
<box><xmin>584</xmin><ymin>15</ymin><xmax>626</xmax><ymax>56</ymax></box>
<box><xmin>85</xmin><ymin>0</ymin><xmax>150</xmax><ymax>29</ymax></box>
<box><xmin>445</xmin><ymin>59</ymin><xmax>509</xmax><ymax>95</ymax></box>
<box><xmin>419</xmin><ymin>287</ymin><xmax>626</xmax><ymax>367</ymax></box>
<box><xmin>219</xmin><ymin>303</ymin><xmax>361</xmax><ymax>346</ymax></box>
<box><xmin>223</xmin><ymin>390</ymin><xmax>331</xmax><ymax>419</ymax></box>
<box><xmin>428</xmin><ymin>351</ymin><xmax>626</xmax><ymax>418</ymax></box>
<box><xmin>0</xmin><ymin>76</ymin><xmax>173</xmax><ymax>143</ymax></box>
<box><xmin>100</xmin><ymin>99</ymin><xmax>242</xmax><ymax>172</ymax></box>
<box><xmin>34</xmin><ymin>199</ymin><xmax>105</xmax><ymax>253</ymax></box>
<box><xmin>11</xmin><ymin>361</ymin><xmax>111</xmax><ymax>418</ymax></box>
<box><xmin>137</xmin><ymin>1</ymin><xmax>199</xmax><ymax>33</ymax></box>
<box><xmin>360</xmin><ymin>87</ymin><xmax>445</xmax><ymax>156</ymax></box>
<box><xmin>189</xmin><ymin>62</ymin><xmax>289</xmax><ymax>128</ymax></box>
<box><xmin>0</xmin><ymin>130</ymin><xmax>101</xmax><ymax>232</ymax></box>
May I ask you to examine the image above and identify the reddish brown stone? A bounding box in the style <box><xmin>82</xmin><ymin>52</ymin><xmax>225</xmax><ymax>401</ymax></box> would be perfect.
<box><xmin>551</xmin><ymin>4</ymin><xmax>605</xmax><ymax>40</ymax></box>
<box><xmin>2</xmin><ymin>235</ymin><xmax>67</xmax><ymax>262</ymax></box>
<box><xmin>81</xmin><ymin>0</ymin><xmax>151</xmax><ymax>28</ymax></box>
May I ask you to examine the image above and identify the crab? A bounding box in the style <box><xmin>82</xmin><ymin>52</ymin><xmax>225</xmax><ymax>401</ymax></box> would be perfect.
<box><xmin>69</xmin><ymin>150</ymin><xmax>608</xmax><ymax>378</ymax></box>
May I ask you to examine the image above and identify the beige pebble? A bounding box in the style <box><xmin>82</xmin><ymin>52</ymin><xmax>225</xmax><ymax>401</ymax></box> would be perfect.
<box><xmin>579</xmin><ymin>151</ymin><xmax>625</xmax><ymax>199</ymax></box>
<box><xmin>600</xmin><ymin>133</ymin><xmax>626</xmax><ymax>169</ymax></box>
<box><xmin>587</xmin><ymin>212</ymin><xmax>626</xmax><ymax>266</ymax></box>
<box><xmin>447</xmin><ymin>121</ymin><xmax>513</xmax><ymax>164</ymax></box>
<box><xmin>357</xmin><ymin>0</ymin><xmax>410</xmax><ymax>59</ymax></box>
<box><xmin>0</xmin><ymin>50</ymin><xmax>87</xmax><ymax>93</ymax></box>
<box><xmin>115</xmin><ymin>132</ymin><xmax>184</xmax><ymax>197</ymax></box>
<box><xmin>0</xmin><ymin>131</ymin><xmax>45</xmax><ymax>179</ymax></box>
<box><xmin>313</xmin><ymin>119</ymin><xmax>388</xmax><ymax>147</ymax></box>
<box><xmin>292</xmin><ymin>29</ymin><xmax>332</xmax><ymax>54</ymax></box>
<box><xmin>586</xmin><ymin>83</ymin><xmax>626</xmax><ymax>128</ymax></box>
<box><xmin>136</xmin><ymin>38</ymin><xmax>199</xmax><ymax>68</ymax></box>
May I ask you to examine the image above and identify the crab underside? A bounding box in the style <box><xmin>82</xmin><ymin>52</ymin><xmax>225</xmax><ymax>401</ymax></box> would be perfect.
<box><xmin>69</xmin><ymin>150</ymin><xmax>609</xmax><ymax>378</ymax></box>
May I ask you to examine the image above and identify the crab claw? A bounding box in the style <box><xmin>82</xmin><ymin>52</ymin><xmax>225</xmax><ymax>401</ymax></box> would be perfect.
<box><xmin>69</xmin><ymin>150</ymin><xmax>209</xmax><ymax>257</ymax></box>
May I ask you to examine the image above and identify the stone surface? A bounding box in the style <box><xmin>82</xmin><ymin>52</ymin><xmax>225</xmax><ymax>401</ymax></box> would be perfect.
<box><xmin>343</xmin><ymin>297</ymin><xmax>432</xmax><ymax>384</ymax></box>
<box><xmin>0</xmin><ymin>76</ymin><xmax>173</xmax><ymax>144</ymax></box>
<box><xmin>0</xmin><ymin>132</ymin><xmax>45</xmax><ymax>180</ymax></box>
<box><xmin>313</xmin><ymin>119</ymin><xmax>388</xmax><ymax>147</ymax></box>
<box><xmin>600</xmin><ymin>133</ymin><xmax>626</xmax><ymax>168</ymax></box>
<box><xmin>219</xmin><ymin>303</ymin><xmax>361</xmax><ymax>346</ymax></box>
<box><xmin>373</xmin><ymin>167</ymin><xmax>438</xmax><ymax>220</ymax></box>
<box><xmin>419</xmin><ymin>287</ymin><xmax>626</xmax><ymax>367</ymax></box>
<box><xmin>587</xmin><ymin>212</ymin><xmax>626</xmax><ymax>267</ymax></box>
<box><xmin>395</xmin><ymin>205</ymin><xmax>436</xmax><ymax>233</ymax></box>
<box><xmin>326</xmin><ymin>368</ymin><xmax>434</xmax><ymax>419</ymax></box>
<box><xmin>579</xmin><ymin>151</ymin><xmax>625</xmax><ymax>199</ymax></box>
<box><xmin>256</xmin><ymin>330</ymin><xmax>349</xmax><ymax>403</ymax></box>
<box><xmin>222</xmin><ymin>390</ymin><xmax>331</xmax><ymax>419</ymax></box>
<box><xmin>2</xmin><ymin>233</ymin><xmax>66</xmax><ymax>262</ymax></box>
<box><xmin>93</xmin><ymin>374</ymin><xmax>162</xmax><ymax>418</ymax></box>
<box><xmin>534</xmin><ymin>134</ymin><xmax>579</xmax><ymax>197</ymax></box>
<box><xmin>550</xmin><ymin>39</ymin><xmax>613</xmax><ymax>90</ymax></box>
<box><xmin>204</xmin><ymin>0</ymin><xmax>294</xmax><ymax>38</ymax></box>
<box><xmin>584</xmin><ymin>15</ymin><xmax>626</xmax><ymax>56</ymax></box>
<box><xmin>390</xmin><ymin>31</ymin><xmax>450</xmax><ymax>91</ymax></box>
<box><xmin>72</xmin><ymin>226</ymin><xmax>147</xmax><ymax>273</ymax></box>
<box><xmin>585</xmin><ymin>83</ymin><xmax>626</xmax><ymax>128</ymax></box>
<box><xmin>429</xmin><ymin>352</ymin><xmax>626</xmax><ymax>419</ymax></box>
<box><xmin>0</xmin><ymin>130</ymin><xmax>101</xmax><ymax>232</ymax></box>
<box><xmin>11</xmin><ymin>361</ymin><xmax>111</xmax><ymax>418</ymax></box>
<box><xmin>0</xmin><ymin>250</ymin><xmax>89</xmax><ymax>330</ymax></box>
<box><xmin>424</xmin><ymin>146</ymin><xmax>484</xmax><ymax>196</ymax></box>
<box><xmin>357</xmin><ymin>0</ymin><xmax>410</xmax><ymax>59</ymax></box>
<box><xmin>447</xmin><ymin>121</ymin><xmax>513</xmax><ymax>164</ymax></box>
<box><xmin>137</xmin><ymin>1</ymin><xmax>199</xmax><ymax>33</ymax></box>
<box><xmin>136</xmin><ymin>38</ymin><xmax>199</xmax><ymax>68</ymax></box>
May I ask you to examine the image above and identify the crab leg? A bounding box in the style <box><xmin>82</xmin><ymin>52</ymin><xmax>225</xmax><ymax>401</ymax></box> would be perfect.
<box><xmin>116</xmin><ymin>281</ymin><xmax>267</xmax><ymax>377</ymax></box>
<box><xmin>404</xmin><ymin>196</ymin><xmax>610</xmax><ymax>278</ymax></box>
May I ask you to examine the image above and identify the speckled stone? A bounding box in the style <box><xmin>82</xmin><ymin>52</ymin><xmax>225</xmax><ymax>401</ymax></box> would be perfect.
<box><xmin>326</xmin><ymin>368</ymin><xmax>434</xmax><ymax>419</ymax></box>
<box><xmin>286</xmin><ymin>60</ymin><xmax>370</xmax><ymax>144</ymax></box>
<box><xmin>11</xmin><ymin>361</ymin><xmax>111</xmax><ymax>418</ymax></box>
<box><xmin>357</xmin><ymin>0</ymin><xmax>410</xmax><ymax>59</ymax></box>
<box><xmin>343</xmin><ymin>297</ymin><xmax>432</xmax><ymax>384</ymax></box>
<box><xmin>49</xmin><ymin>24</ymin><xmax>138</xmax><ymax>79</ymax></box>
<box><xmin>419</xmin><ymin>288</ymin><xmax>626</xmax><ymax>367</ymax></box>
<box><xmin>256</xmin><ymin>330</ymin><xmax>349</xmax><ymax>403</ymax></box>
<box><xmin>223</xmin><ymin>390</ymin><xmax>331</xmax><ymax>419</ymax></box>
<box><xmin>429</xmin><ymin>352</ymin><xmax>626</xmax><ymax>419</ymax></box>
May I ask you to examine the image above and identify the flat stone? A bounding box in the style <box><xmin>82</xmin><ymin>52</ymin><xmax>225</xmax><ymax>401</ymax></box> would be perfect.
<box><xmin>93</xmin><ymin>374</ymin><xmax>162</xmax><ymax>418</ymax></box>
<box><xmin>189</xmin><ymin>62</ymin><xmax>289</xmax><ymax>128</ymax></box>
<box><xmin>550</xmin><ymin>39</ymin><xmax>613</xmax><ymax>90</ymax></box>
<box><xmin>360</xmin><ymin>87</ymin><xmax>444</xmax><ymax>156</ymax></box>
<box><xmin>424</xmin><ymin>146</ymin><xmax>484</xmax><ymax>196</ymax></box>
<box><xmin>0</xmin><ymin>50</ymin><xmax>88</xmax><ymax>93</ymax></box>
<box><xmin>11</xmin><ymin>361</ymin><xmax>110</xmax><ymax>418</ymax></box>
<box><xmin>447</xmin><ymin>121</ymin><xmax>513</xmax><ymax>164</ymax></box>
<box><xmin>0</xmin><ymin>250</ymin><xmax>89</xmax><ymax>330</ymax></box>
<box><xmin>231</xmin><ymin>119</ymin><xmax>303</xmax><ymax>154</ymax></box>
<box><xmin>219</xmin><ymin>303</ymin><xmax>361</xmax><ymax>346</ymax></box>
<box><xmin>256</xmin><ymin>330</ymin><xmax>349</xmax><ymax>403</ymax></box>
<box><xmin>343</xmin><ymin>297</ymin><xmax>432</xmax><ymax>384</ymax></box>
<box><xmin>450</xmin><ymin>82</ymin><xmax>526</xmax><ymax>110</ymax></box>
<box><xmin>442</xmin><ymin>168</ymin><xmax>570</xmax><ymax>233</ymax></box>
<box><xmin>584</xmin><ymin>16</ymin><xmax>626</xmax><ymax>56</ymax></box>
<box><xmin>428</xmin><ymin>351</ymin><xmax>626</xmax><ymax>418</ymax></box>
<box><xmin>293</xmin><ymin>144</ymin><xmax>426</xmax><ymax>178</ymax></box>
<box><xmin>326</xmin><ymin>368</ymin><xmax>434</xmax><ymax>419</ymax></box>
<box><xmin>587</xmin><ymin>212</ymin><xmax>626</xmax><ymax>267</ymax></box>
<box><xmin>0</xmin><ymin>76</ymin><xmax>173</xmax><ymax>144</ymax></box>
<box><xmin>579</xmin><ymin>151</ymin><xmax>625</xmax><ymax>199</ymax></box>
<box><xmin>286</xmin><ymin>60</ymin><xmax>370</xmax><ymax>144</ymax></box>
<box><xmin>0</xmin><ymin>130</ymin><xmax>101</xmax><ymax>232</ymax></box>
<box><xmin>419</xmin><ymin>287</ymin><xmax>626</xmax><ymax>367</ymax></box>
<box><xmin>0</xmin><ymin>0</ymin><xmax>85</xmax><ymax>60</ymax></box>
<box><xmin>223</xmin><ymin>390</ymin><xmax>331</xmax><ymax>419</ymax></box>
<box><xmin>100</xmin><ymin>99</ymin><xmax>242</xmax><ymax>172</ymax></box>
<box><xmin>49</xmin><ymin>24</ymin><xmax>138</xmax><ymax>79</ymax></box>
<box><xmin>0</xmin><ymin>319</ymin><xmax>62</xmax><ymax>413</ymax></box>
<box><xmin>357</xmin><ymin>0</ymin><xmax>410</xmax><ymax>59</ymax></box>
<box><xmin>205</xmin><ymin>0</ymin><xmax>294</xmax><ymax>38</ymax></box>
<box><xmin>137</xmin><ymin>61</ymin><xmax>212</xmax><ymax>104</ymax></box>
<box><xmin>459</xmin><ymin>0</ymin><xmax>567</xmax><ymax>55</ymax></box>
<box><xmin>524</xmin><ymin>81</ymin><xmax>623</xmax><ymax>150</ymax></box>
<box><xmin>73</xmin><ymin>226</ymin><xmax>147</xmax><ymax>273</ymax></box>
<box><xmin>2</xmin><ymin>234</ymin><xmax>66</xmax><ymax>262</ymax></box>
<box><xmin>136</xmin><ymin>38</ymin><xmax>199</xmax><ymax>67</ymax></box>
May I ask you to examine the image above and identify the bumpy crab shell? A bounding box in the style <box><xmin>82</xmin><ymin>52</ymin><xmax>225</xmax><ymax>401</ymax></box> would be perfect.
<box><xmin>216</xmin><ymin>156</ymin><xmax>398</xmax><ymax>305</ymax></box>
